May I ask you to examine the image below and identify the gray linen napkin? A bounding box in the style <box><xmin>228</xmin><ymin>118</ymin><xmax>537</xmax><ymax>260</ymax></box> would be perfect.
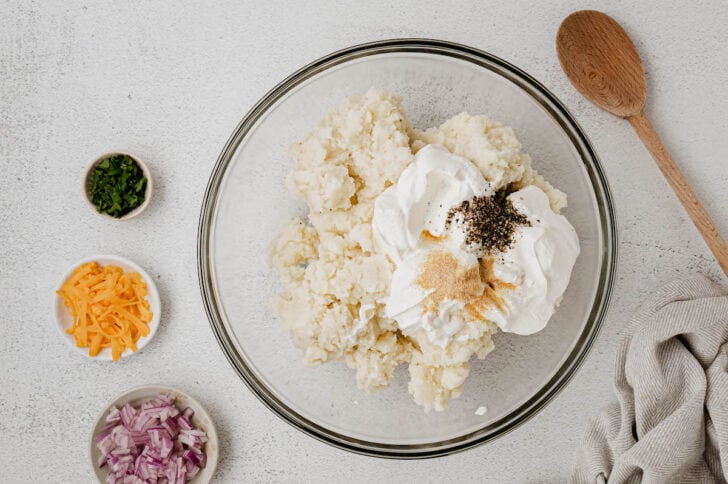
<box><xmin>571</xmin><ymin>275</ymin><xmax>728</xmax><ymax>484</ymax></box>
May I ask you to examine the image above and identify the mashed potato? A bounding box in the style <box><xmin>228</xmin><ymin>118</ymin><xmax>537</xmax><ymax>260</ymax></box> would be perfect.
<box><xmin>269</xmin><ymin>89</ymin><xmax>566</xmax><ymax>411</ymax></box>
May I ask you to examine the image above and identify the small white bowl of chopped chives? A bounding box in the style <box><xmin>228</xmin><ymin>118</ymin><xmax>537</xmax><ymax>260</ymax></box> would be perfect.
<box><xmin>90</xmin><ymin>385</ymin><xmax>218</xmax><ymax>483</ymax></box>
<box><xmin>85</xmin><ymin>152</ymin><xmax>153</xmax><ymax>220</ymax></box>
<box><xmin>54</xmin><ymin>254</ymin><xmax>161</xmax><ymax>361</ymax></box>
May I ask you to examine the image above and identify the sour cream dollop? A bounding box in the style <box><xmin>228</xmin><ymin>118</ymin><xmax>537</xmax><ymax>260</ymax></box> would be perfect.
<box><xmin>372</xmin><ymin>144</ymin><xmax>580</xmax><ymax>344</ymax></box>
<box><xmin>483</xmin><ymin>185</ymin><xmax>580</xmax><ymax>335</ymax></box>
<box><xmin>372</xmin><ymin>145</ymin><xmax>490</xmax><ymax>264</ymax></box>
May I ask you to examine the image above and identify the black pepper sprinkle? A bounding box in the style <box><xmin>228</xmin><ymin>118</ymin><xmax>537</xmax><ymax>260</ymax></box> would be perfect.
<box><xmin>445</xmin><ymin>187</ymin><xmax>530</xmax><ymax>254</ymax></box>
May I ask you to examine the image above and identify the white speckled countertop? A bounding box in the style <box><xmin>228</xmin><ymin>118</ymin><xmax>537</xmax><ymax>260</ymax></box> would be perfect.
<box><xmin>2</xmin><ymin>1</ymin><xmax>727</xmax><ymax>482</ymax></box>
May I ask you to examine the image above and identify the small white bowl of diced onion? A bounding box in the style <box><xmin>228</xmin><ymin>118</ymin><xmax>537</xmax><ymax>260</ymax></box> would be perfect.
<box><xmin>90</xmin><ymin>385</ymin><xmax>218</xmax><ymax>484</ymax></box>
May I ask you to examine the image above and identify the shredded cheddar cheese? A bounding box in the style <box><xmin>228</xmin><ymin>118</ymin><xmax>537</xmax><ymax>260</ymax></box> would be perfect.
<box><xmin>57</xmin><ymin>261</ymin><xmax>152</xmax><ymax>361</ymax></box>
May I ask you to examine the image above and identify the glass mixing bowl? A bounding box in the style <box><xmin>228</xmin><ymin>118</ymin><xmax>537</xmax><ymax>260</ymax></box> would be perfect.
<box><xmin>198</xmin><ymin>39</ymin><xmax>616</xmax><ymax>458</ymax></box>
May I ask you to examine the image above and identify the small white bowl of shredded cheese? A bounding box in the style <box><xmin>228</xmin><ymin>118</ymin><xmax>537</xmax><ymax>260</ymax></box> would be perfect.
<box><xmin>54</xmin><ymin>254</ymin><xmax>161</xmax><ymax>361</ymax></box>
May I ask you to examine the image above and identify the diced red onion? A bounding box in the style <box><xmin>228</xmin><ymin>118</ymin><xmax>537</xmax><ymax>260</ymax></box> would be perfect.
<box><xmin>96</xmin><ymin>431</ymin><xmax>114</xmax><ymax>456</ymax></box>
<box><xmin>95</xmin><ymin>393</ymin><xmax>208</xmax><ymax>483</ymax></box>
<box><xmin>181</xmin><ymin>407</ymin><xmax>194</xmax><ymax>420</ymax></box>
<box><xmin>106</xmin><ymin>406</ymin><xmax>121</xmax><ymax>425</ymax></box>
<box><xmin>119</xmin><ymin>404</ymin><xmax>136</xmax><ymax>428</ymax></box>
<box><xmin>161</xmin><ymin>416</ymin><xmax>178</xmax><ymax>436</ymax></box>
<box><xmin>177</xmin><ymin>416</ymin><xmax>192</xmax><ymax>432</ymax></box>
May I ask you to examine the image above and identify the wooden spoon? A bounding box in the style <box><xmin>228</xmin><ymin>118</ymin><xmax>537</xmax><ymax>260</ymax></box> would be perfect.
<box><xmin>557</xmin><ymin>10</ymin><xmax>728</xmax><ymax>276</ymax></box>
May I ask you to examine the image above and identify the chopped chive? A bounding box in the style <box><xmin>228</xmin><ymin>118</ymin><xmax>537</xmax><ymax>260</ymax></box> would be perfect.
<box><xmin>90</xmin><ymin>154</ymin><xmax>147</xmax><ymax>218</ymax></box>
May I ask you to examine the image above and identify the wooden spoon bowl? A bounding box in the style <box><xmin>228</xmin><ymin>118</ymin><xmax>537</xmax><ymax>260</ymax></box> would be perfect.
<box><xmin>557</xmin><ymin>10</ymin><xmax>645</xmax><ymax>118</ymax></box>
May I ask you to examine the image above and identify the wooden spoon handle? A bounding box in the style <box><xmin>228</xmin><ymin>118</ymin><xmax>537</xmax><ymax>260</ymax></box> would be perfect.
<box><xmin>628</xmin><ymin>110</ymin><xmax>728</xmax><ymax>276</ymax></box>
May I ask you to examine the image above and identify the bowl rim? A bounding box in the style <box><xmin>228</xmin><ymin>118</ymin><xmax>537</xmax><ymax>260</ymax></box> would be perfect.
<box><xmin>88</xmin><ymin>384</ymin><xmax>219</xmax><ymax>483</ymax></box>
<box><xmin>53</xmin><ymin>254</ymin><xmax>161</xmax><ymax>361</ymax></box>
<box><xmin>84</xmin><ymin>151</ymin><xmax>153</xmax><ymax>221</ymax></box>
<box><xmin>197</xmin><ymin>38</ymin><xmax>617</xmax><ymax>458</ymax></box>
